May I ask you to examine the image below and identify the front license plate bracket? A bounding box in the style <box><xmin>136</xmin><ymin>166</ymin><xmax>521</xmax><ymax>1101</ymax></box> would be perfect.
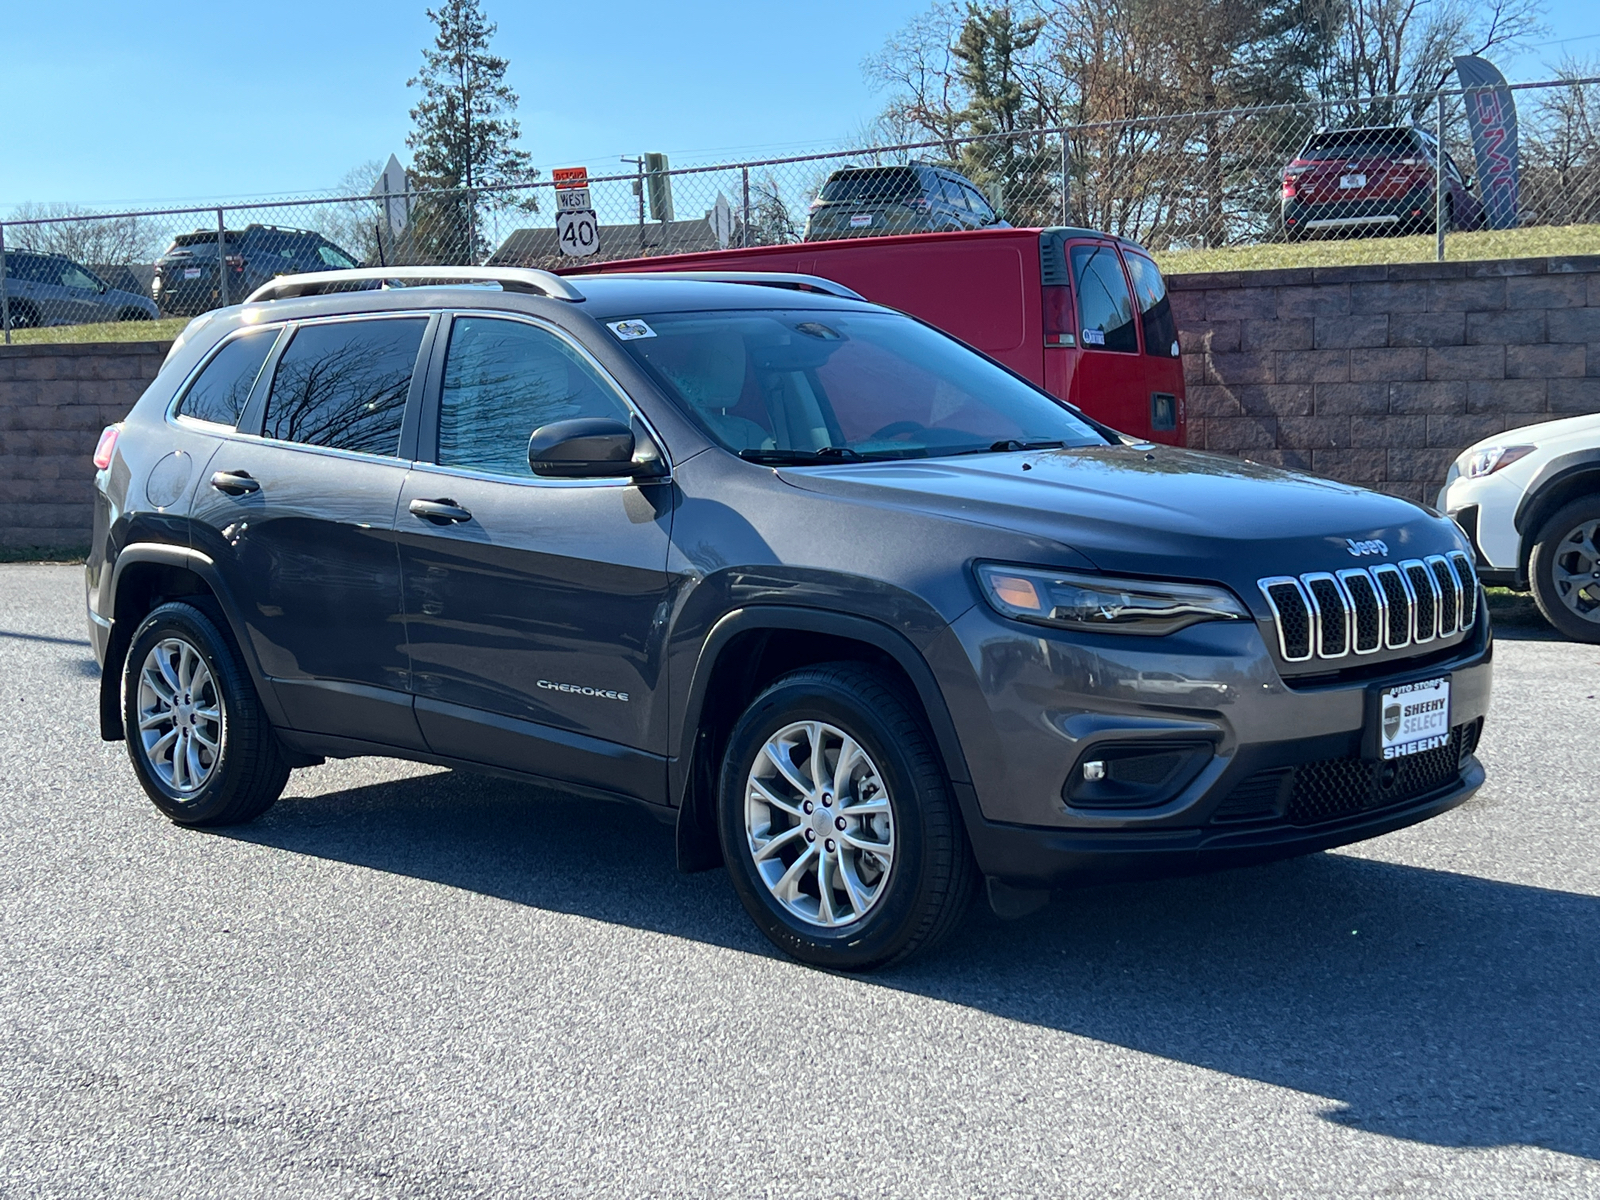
<box><xmin>1366</xmin><ymin>676</ymin><xmax>1452</xmax><ymax>761</ymax></box>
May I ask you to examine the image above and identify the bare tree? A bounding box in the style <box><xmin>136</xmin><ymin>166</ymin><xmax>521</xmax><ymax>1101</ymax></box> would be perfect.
<box><xmin>5</xmin><ymin>202</ymin><xmax>161</xmax><ymax>265</ymax></box>
<box><xmin>1299</xmin><ymin>0</ymin><xmax>1544</xmax><ymax>123</ymax></box>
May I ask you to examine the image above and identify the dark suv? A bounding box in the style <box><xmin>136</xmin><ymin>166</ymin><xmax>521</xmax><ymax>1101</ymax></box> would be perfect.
<box><xmin>88</xmin><ymin>266</ymin><xmax>1491</xmax><ymax>970</ymax></box>
<box><xmin>152</xmin><ymin>225</ymin><xmax>360</xmax><ymax>317</ymax></box>
<box><xmin>805</xmin><ymin>163</ymin><xmax>1005</xmax><ymax>241</ymax></box>
<box><xmin>1282</xmin><ymin>126</ymin><xmax>1485</xmax><ymax>238</ymax></box>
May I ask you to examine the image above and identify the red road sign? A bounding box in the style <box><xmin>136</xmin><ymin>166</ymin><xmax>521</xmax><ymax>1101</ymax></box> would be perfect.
<box><xmin>553</xmin><ymin>167</ymin><xmax>589</xmax><ymax>190</ymax></box>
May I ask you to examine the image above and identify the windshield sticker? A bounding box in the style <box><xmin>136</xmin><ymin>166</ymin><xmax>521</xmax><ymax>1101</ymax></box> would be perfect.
<box><xmin>1081</xmin><ymin>328</ymin><xmax>1106</xmax><ymax>346</ymax></box>
<box><xmin>607</xmin><ymin>319</ymin><xmax>656</xmax><ymax>340</ymax></box>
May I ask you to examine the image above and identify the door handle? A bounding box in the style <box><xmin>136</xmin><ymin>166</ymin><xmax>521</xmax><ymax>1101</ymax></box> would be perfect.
<box><xmin>409</xmin><ymin>497</ymin><xmax>473</xmax><ymax>525</ymax></box>
<box><xmin>210</xmin><ymin>470</ymin><xmax>260</xmax><ymax>496</ymax></box>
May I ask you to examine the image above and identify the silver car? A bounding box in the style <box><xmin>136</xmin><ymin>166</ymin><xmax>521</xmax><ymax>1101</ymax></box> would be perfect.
<box><xmin>1</xmin><ymin>250</ymin><xmax>160</xmax><ymax>328</ymax></box>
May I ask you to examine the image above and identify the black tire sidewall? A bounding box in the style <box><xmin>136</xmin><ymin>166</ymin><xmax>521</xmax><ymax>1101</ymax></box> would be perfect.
<box><xmin>1530</xmin><ymin>497</ymin><xmax>1600</xmax><ymax>643</ymax></box>
<box><xmin>122</xmin><ymin>602</ymin><xmax>258</xmax><ymax>823</ymax></box>
<box><xmin>717</xmin><ymin>670</ymin><xmax>950</xmax><ymax>970</ymax></box>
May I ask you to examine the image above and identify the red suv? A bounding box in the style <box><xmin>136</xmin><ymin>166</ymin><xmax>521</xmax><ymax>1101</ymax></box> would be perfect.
<box><xmin>561</xmin><ymin>227</ymin><xmax>1186</xmax><ymax>446</ymax></box>
<box><xmin>1281</xmin><ymin>126</ymin><xmax>1484</xmax><ymax>238</ymax></box>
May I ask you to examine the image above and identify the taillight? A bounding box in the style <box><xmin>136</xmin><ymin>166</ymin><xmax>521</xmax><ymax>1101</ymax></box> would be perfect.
<box><xmin>93</xmin><ymin>425</ymin><xmax>120</xmax><ymax>471</ymax></box>
<box><xmin>1282</xmin><ymin>180</ymin><xmax>1297</xmax><ymax>199</ymax></box>
<box><xmin>224</xmin><ymin>255</ymin><xmax>244</xmax><ymax>270</ymax></box>
<box><xmin>1043</xmin><ymin>285</ymin><xmax>1075</xmax><ymax>347</ymax></box>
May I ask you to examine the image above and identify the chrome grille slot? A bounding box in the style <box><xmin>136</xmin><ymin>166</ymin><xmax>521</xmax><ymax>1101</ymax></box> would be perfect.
<box><xmin>1427</xmin><ymin>555</ymin><xmax>1461</xmax><ymax>634</ymax></box>
<box><xmin>1404</xmin><ymin>559</ymin><xmax>1439</xmax><ymax>642</ymax></box>
<box><xmin>1370</xmin><ymin>564</ymin><xmax>1413</xmax><ymax>648</ymax></box>
<box><xmin>1260</xmin><ymin>577</ymin><xmax>1313</xmax><ymax>661</ymax></box>
<box><xmin>1449</xmin><ymin>551</ymin><xmax>1479</xmax><ymax>629</ymax></box>
<box><xmin>1304</xmin><ymin>573</ymin><xmax>1351</xmax><ymax>658</ymax></box>
<box><xmin>1336</xmin><ymin>568</ymin><xmax>1384</xmax><ymax>654</ymax></box>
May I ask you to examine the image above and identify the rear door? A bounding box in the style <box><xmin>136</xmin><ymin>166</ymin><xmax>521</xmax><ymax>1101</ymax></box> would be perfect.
<box><xmin>394</xmin><ymin>312</ymin><xmax>673</xmax><ymax>805</ymax></box>
<box><xmin>1122</xmin><ymin>248</ymin><xmax>1185</xmax><ymax>443</ymax></box>
<box><xmin>1066</xmin><ymin>239</ymin><xmax>1147</xmax><ymax>437</ymax></box>
<box><xmin>190</xmin><ymin>312</ymin><xmax>434</xmax><ymax>748</ymax></box>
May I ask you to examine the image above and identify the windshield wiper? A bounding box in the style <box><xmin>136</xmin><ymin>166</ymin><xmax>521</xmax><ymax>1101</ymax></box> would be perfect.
<box><xmin>739</xmin><ymin>446</ymin><xmax>864</xmax><ymax>465</ymax></box>
<box><xmin>946</xmin><ymin>439</ymin><xmax>1070</xmax><ymax>456</ymax></box>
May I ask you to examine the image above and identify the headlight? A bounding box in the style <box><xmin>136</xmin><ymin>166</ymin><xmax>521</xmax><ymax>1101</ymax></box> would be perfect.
<box><xmin>975</xmin><ymin>563</ymin><xmax>1249</xmax><ymax>636</ymax></box>
<box><xmin>1461</xmin><ymin>444</ymin><xmax>1535</xmax><ymax>478</ymax></box>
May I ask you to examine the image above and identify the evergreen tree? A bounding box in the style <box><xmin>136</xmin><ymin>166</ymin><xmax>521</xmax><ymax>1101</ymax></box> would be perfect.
<box><xmin>405</xmin><ymin>0</ymin><xmax>534</xmax><ymax>263</ymax></box>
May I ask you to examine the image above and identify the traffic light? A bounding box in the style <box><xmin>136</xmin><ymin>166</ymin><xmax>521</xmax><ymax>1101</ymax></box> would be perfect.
<box><xmin>644</xmin><ymin>152</ymin><xmax>674</xmax><ymax>223</ymax></box>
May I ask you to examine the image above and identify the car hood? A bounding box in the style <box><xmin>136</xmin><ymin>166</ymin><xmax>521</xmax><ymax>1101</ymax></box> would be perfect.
<box><xmin>777</xmin><ymin>445</ymin><xmax>1468</xmax><ymax>597</ymax></box>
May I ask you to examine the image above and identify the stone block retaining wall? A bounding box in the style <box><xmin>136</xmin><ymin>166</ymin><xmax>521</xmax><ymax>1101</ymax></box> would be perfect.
<box><xmin>0</xmin><ymin>341</ymin><xmax>170</xmax><ymax>549</ymax></box>
<box><xmin>1168</xmin><ymin>255</ymin><xmax>1600</xmax><ymax>503</ymax></box>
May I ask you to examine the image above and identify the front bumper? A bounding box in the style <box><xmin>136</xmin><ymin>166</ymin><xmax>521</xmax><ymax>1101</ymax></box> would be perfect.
<box><xmin>931</xmin><ymin>597</ymin><xmax>1492</xmax><ymax>885</ymax></box>
<box><xmin>956</xmin><ymin>755</ymin><xmax>1483</xmax><ymax>889</ymax></box>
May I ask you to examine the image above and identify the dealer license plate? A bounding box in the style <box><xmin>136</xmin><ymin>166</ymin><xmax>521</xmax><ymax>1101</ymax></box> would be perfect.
<box><xmin>183</xmin><ymin>267</ymin><xmax>202</xmax><ymax>280</ymax></box>
<box><xmin>1378</xmin><ymin>678</ymin><xmax>1451</xmax><ymax>760</ymax></box>
<box><xmin>1339</xmin><ymin>173</ymin><xmax>1367</xmax><ymax>189</ymax></box>
<box><xmin>849</xmin><ymin>214</ymin><xmax>873</xmax><ymax>227</ymax></box>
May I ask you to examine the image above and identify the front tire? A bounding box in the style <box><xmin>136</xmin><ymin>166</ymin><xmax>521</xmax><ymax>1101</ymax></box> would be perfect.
<box><xmin>717</xmin><ymin>663</ymin><xmax>976</xmax><ymax>971</ymax></box>
<box><xmin>122</xmin><ymin>601</ymin><xmax>289</xmax><ymax>825</ymax></box>
<box><xmin>1529</xmin><ymin>496</ymin><xmax>1600</xmax><ymax>642</ymax></box>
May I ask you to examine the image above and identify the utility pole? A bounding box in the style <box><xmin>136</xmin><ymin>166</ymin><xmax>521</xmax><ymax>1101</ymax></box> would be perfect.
<box><xmin>621</xmin><ymin>156</ymin><xmax>645</xmax><ymax>255</ymax></box>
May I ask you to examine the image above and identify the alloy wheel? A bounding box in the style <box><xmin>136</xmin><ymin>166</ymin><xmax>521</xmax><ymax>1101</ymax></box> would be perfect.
<box><xmin>135</xmin><ymin>637</ymin><xmax>224</xmax><ymax>793</ymax></box>
<box><xmin>1551</xmin><ymin>518</ymin><xmax>1600</xmax><ymax>624</ymax></box>
<box><xmin>744</xmin><ymin>720</ymin><xmax>895</xmax><ymax>928</ymax></box>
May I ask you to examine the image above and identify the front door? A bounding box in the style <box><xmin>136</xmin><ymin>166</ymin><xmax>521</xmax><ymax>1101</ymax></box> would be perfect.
<box><xmin>393</xmin><ymin>313</ymin><xmax>674</xmax><ymax>805</ymax></box>
<box><xmin>190</xmin><ymin>312</ymin><xmax>433</xmax><ymax>748</ymax></box>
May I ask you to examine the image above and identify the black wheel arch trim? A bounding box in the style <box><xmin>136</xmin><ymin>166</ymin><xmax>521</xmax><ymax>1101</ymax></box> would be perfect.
<box><xmin>1513</xmin><ymin>449</ymin><xmax>1600</xmax><ymax>536</ymax></box>
<box><xmin>99</xmin><ymin>541</ymin><xmax>288</xmax><ymax>740</ymax></box>
<box><xmin>673</xmin><ymin>605</ymin><xmax>973</xmax><ymax>796</ymax></box>
<box><xmin>670</xmin><ymin>605</ymin><xmax>974</xmax><ymax>873</ymax></box>
<box><xmin>1512</xmin><ymin>449</ymin><xmax>1600</xmax><ymax>586</ymax></box>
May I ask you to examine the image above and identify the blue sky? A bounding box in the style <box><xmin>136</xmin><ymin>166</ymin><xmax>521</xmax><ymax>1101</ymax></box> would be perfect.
<box><xmin>1</xmin><ymin>0</ymin><xmax>1594</xmax><ymax>210</ymax></box>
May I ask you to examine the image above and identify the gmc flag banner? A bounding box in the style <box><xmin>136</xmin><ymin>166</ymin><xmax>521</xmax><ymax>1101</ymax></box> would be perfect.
<box><xmin>1453</xmin><ymin>55</ymin><xmax>1520</xmax><ymax>231</ymax></box>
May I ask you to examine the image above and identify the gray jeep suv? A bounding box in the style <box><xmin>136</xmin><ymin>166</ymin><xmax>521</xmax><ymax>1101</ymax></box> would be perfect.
<box><xmin>87</xmin><ymin>266</ymin><xmax>1491</xmax><ymax>970</ymax></box>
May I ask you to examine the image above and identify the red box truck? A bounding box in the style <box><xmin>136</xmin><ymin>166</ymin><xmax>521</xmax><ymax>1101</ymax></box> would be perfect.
<box><xmin>560</xmin><ymin>226</ymin><xmax>1186</xmax><ymax>446</ymax></box>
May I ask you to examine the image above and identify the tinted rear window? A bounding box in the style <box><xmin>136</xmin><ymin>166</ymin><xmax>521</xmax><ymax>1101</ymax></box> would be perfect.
<box><xmin>1071</xmin><ymin>244</ymin><xmax>1138</xmax><ymax>353</ymax></box>
<box><xmin>1302</xmin><ymin>129</ymin><xmax>1419</xmax><ymax>159</ymax></box>
<box><xmin>262</xmin><ymin>317</ymin><xmax>426</xmax><ymax>456</ymax></box>
<box><xmin>819</xmin><ymin>168</ymin><xmax>922</xmax><ymax>203</ymax></box>
<box><xmin>177</xmin><ymin>326</ymin><xmax>278</xmax><ymax>427</ymax></box>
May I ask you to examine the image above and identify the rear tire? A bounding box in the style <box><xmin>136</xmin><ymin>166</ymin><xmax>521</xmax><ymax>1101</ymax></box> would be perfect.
<box><xmin>122</xmin><ymin>601</ymin><xmax>290</xmax><ymax>825</ymax></box>
<box><xmin>4</xmin><ymin>300</ymin><xmax>39</xmax><ymax>329</ymax></box>
<box><xmin>1529</xmin><ymin>496</ymin><xmax>1600</xmax><ymax>643</ymax></box>
<box><xmin>717</xmin><ymin>663</ymin><xmax>977</xmax><ymax>971</ymax></box>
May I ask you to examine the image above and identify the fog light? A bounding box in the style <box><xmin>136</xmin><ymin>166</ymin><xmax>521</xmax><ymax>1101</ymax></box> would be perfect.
<box><xmin>1064</xmin><ymin>742</ymin><xmax>1214</xmax><ymax>810</ymax></box>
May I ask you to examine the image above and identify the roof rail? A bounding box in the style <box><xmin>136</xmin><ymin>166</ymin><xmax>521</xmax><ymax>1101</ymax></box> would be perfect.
<box><xmin>245</xmin><ymin>265</ymin><xmax>585</xmax><ymax>304</ymax></box>
<box><xmin>580</xmin><ymin>271</ymin><xmax>865</xmax><ymax>302</ymax></box>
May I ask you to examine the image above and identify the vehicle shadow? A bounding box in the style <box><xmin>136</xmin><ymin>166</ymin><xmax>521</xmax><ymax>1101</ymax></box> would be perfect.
<box><xmin>223</xmin><ymin>768</ymin><xmax>1600</xmax><ymax>1162</ymax></box>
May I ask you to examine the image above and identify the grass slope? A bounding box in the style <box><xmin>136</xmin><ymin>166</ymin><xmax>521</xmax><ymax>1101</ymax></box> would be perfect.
<box><xmin>2</xmin><ymin>317</ymin><xmax>188</xmax><ymax>347</ymax></box>
<box><xmin>1154</xmin><ymin>224</ymin><xmax>1600</xmax><ymax>276</ymax></box>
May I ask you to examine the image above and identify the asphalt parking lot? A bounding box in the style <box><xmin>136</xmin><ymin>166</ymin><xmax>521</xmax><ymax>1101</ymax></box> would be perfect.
<box><xmin>2</xmin><ymin>562</ymin><xmax>1597</xmax><ymax>1199</ymax></box>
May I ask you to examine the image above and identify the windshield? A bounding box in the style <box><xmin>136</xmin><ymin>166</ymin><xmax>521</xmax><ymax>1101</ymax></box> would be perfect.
<box><xmin>819</xmin><ymin>168</ymin><xmax>921</xmax><ymax>204</ymax></box>
<box><xmin>615</xmin><ymin>308</ymin><xmax>1107</xmax><ymax>462</ymax></box>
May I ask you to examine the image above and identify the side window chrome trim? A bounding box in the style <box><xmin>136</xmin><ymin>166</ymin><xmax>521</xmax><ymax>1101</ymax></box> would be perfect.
<box><xmin>430</xmin><ymin>309</ymin><xmax>675</xmax><ymax>478</ymax></box>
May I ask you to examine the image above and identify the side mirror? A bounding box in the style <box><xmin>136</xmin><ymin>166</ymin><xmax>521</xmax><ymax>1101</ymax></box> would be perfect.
<box><xmin>527</xmin><ymin>417</ymin><xmax>665</xmax><ymax>479</ymax></box>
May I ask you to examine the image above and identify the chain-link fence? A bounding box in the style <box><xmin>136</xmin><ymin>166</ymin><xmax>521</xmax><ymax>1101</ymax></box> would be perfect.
<box><xmin>4</xmin><ymin>75</ymin><xmax>1597</xmax><ymax>340</ymax></box>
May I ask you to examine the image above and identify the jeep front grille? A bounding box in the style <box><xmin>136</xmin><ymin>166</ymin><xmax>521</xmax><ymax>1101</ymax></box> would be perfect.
<box><xmin>1258</xmin><ymin>552</ymin><xmax>1477</xmax><ymax>663</ymax></box>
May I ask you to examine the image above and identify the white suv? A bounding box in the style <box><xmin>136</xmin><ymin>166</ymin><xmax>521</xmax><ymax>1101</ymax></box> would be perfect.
<box><xmin>1439</xmin><ymin>413</ymin><xmax>1600</xmax><ymax>641</ymax></box>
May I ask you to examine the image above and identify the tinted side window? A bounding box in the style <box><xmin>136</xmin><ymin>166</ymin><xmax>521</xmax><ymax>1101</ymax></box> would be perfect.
<box><xmin>263</xmin><ymin>317</ymin><xmax>426</xmax><ymax>455</ymax></box>
<box><xmin>963</xmin><ymin>184</ymin><xmax>995</xmax><ymax>221</ymax></box>
<box><xmin>1071</xmin><ymin>244</ymin><xmax>1138</xmax><ymax>353</ymax></box>
<box><xmin>437</xmin><ymin>317</ymin><xmax>632</xmax><ymax>477</ymax></box>
<box><xmin>177</xmin><ymin>326</ymin><xmax>278</xmax><ymax>426</ymax></box>
<box><xmin>1124</xmin><ymin>253</ymin><xmax>1179</xmax><ymax>358</ymax></box>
